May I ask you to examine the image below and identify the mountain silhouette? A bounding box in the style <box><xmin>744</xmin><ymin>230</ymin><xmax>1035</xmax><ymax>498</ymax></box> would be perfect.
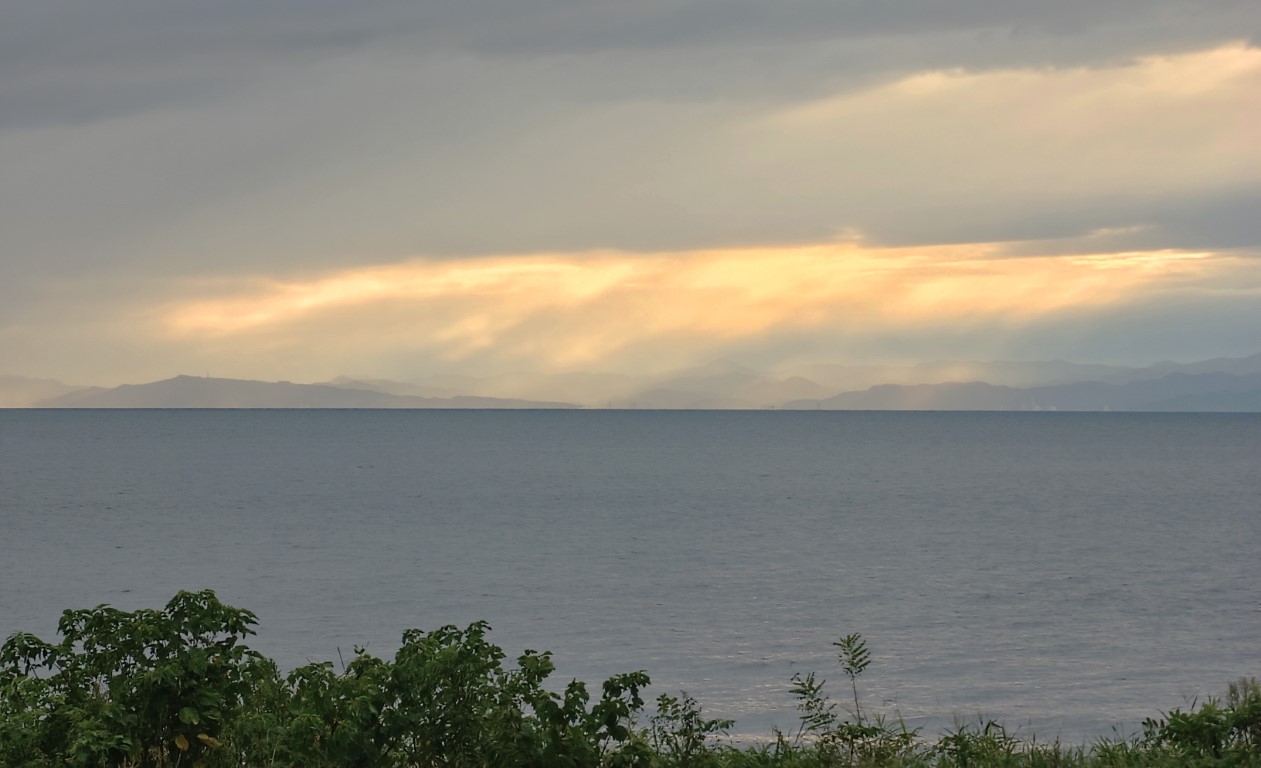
<box><xmin>37</xmin><ymin>376</ymin><xmax>577</xmax><ymax>409</ymax></box>
<box><xmin>785</xmin><ymin>371</ymin><xmax>1261</xmax><ymax>411</ymax></box>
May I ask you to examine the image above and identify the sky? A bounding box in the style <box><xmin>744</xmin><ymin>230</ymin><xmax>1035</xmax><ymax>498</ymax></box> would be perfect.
<box><xmin>2</xmin><ymin>1</ymin><xmax>1260</xmax><ymax>386</ymax></box>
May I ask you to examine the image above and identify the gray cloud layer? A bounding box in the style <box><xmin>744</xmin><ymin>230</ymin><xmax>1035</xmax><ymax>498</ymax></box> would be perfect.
<box><xmin>6</xmin><ymin>1</ymin><xmax>1257</xmax><ymax>130</ymax></box>
<box><xmin>2</xmin><ymin>1</ymin><xmax>1259</xmax><ymax>379</ymax></box>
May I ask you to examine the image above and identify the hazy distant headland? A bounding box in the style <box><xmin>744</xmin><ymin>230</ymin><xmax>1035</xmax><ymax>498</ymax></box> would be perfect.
<box><xmin>6</xmin><ymin>351</ymin><xmax>1261</xmax><ymax>410</ymax></box>
<box><xmin>26</xmin><ymin>375</ymin><xmax>578</xmax><ymax>410</ymax></box>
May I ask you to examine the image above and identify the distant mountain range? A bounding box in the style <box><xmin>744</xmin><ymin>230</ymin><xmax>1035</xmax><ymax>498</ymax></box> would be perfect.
<box><xmin>34</xmin><ymin>376</ymin><xmax>577</xmax><ymax>409</ymax></box>
<box><xmin>5</xmin><ymin>351</ymin><xmax>1261</xmax><ymax>410</ymax></box>
<box><xmin>783</xmin><ymin>371</ymin><xmax>1261</xmax><ymax>411</ymax></box>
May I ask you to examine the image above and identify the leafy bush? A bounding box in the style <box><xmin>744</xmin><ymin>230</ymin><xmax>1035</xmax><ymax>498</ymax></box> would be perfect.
<box><xmin>649</xmin><ymin>692</ymin><xmax>733</xmax><ymax>767</ymax></box>
<box><xmin>0</xmin><ymin>590</ymin><xmax>259</xmax><ymax>767</ymax></box>
<box><xmin>1140</xmin><ymin>677</ymin><xmax>1261</xmax><ymax>762</ymax></box>
<box><xmin>3</xmin><ymin>591</ymin><xmax>1258</xmax><ymax>768</ymax></box>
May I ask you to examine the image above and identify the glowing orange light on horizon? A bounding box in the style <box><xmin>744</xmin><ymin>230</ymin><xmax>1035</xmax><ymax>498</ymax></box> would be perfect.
<box><xmin>157</xmin><ymin>241</ymin><xmax>1244</xmax><ymax>370</ymax></box>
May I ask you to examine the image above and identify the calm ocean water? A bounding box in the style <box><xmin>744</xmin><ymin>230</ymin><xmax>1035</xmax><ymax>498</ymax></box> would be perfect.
<box><xmin>1</xmin><ymin>410</ymin><xmax>1258</xmax><ymax>741</ymax></box>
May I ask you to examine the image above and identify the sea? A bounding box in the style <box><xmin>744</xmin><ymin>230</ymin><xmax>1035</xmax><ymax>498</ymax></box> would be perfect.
<box><xmin>1</xmin><ymin>410</ymin><xmax>1258</xmax><ymax>742</ymax></box>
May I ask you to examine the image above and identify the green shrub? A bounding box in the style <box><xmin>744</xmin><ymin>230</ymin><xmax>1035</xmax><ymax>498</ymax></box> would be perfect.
<box><xmin>1140</xmin><ymin>677</ymin><xmax>1261</xmax><ymax>763</ymax></box>
<box><xmin>0</xmin><ymin>590</ymin><xmax>259</xmax><ymax>767</ymax></box>
<box><xmin>3</xmin><ymin>591</ymin><xmax>1258</xmax><ymax>768</ymax></box>
<box><xmin>648</xmin><ymin>691</ymin><xmax>733</xmax><ymax>767</ymax></box>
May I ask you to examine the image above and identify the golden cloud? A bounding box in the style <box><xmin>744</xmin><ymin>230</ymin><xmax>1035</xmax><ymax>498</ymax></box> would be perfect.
<box><xmin>731</xmin><ymin>43</ymin><xmax>1261</xmax><ymax>205</ymax></box>
<box><xmin>162</xmin><ymin>242</ymin><xmax>1246</xmax><ymax>371</ymax></box>
<box><xmin>144</xmin><ymin>42</ymin><xmax>1261</xmax><ymax>377</ymax></box>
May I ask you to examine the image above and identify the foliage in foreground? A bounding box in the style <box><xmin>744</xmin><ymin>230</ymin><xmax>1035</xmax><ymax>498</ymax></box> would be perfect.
<box><xmin>1</xmin><ymin>591</ymin><xmax>1258</xmax><ymax>767</ymax></box>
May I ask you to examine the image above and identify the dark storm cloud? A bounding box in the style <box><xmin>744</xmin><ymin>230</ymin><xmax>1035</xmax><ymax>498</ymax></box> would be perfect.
<box><xmin>441</xmin><ymin>0</ymin><xmax>1258</xmax><ymax>54</ymax></box>
<box><xmin>7</xmin><ymin>0</ymin><xmax>1253</xmax><ymax>60</ymax></box>
<box><xmin>2</xmin><ymin>0</ymin><xmax>1256</xmax><ymax>129</ymax></box>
